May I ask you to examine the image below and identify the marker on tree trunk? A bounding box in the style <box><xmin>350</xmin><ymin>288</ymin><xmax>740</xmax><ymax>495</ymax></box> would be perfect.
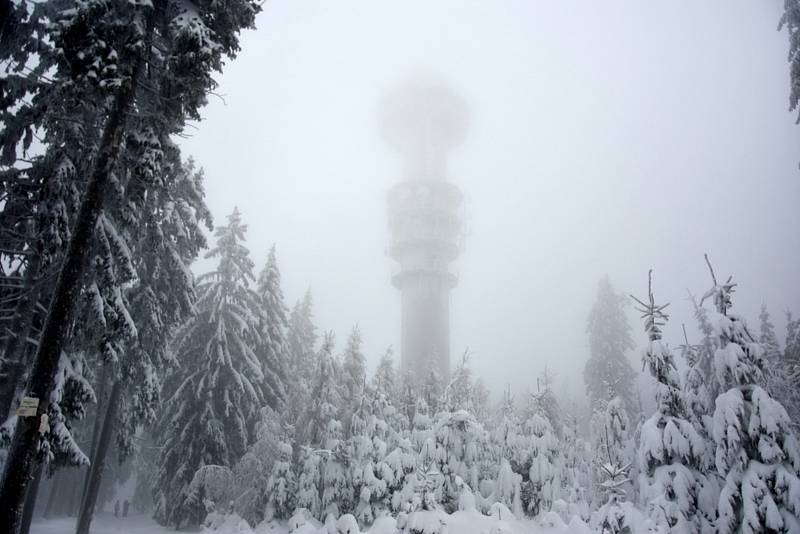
<box><xmin>15</xmin><ymin>397</ymin><xmax>39</xmax><ymax>418</ymax></box>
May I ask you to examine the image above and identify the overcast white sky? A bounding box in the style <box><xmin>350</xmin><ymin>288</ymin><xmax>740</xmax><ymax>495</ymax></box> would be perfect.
<box><xmin>180</xmin><ymin>0</ymin><xmax>800</xmax><ymax>400</ymax></box>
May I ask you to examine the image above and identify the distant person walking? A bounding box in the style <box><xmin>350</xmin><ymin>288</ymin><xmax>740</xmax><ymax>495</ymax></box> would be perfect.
<box><xmin>114</xmin><ymin>500</ymin><xmax>120</xmax><ymax>518</ymax></box>
<box><xmin>123</xmin><ymin>500</ymin><xmax>130</xmax><ymax>517</ymax></box>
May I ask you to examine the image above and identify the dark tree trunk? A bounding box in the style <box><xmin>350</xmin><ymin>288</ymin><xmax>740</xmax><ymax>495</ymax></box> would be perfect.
<box><xmin>79</xmin><ymin>363</ymin><xmax>108</xmax><ymax>512</ymax></box>
<box><xmin>0</xmin><ymin>29</ymin><xmax>149</xmax><ymax>530</ymax></box>
<box><xmin>19</xmin><ymin>460</ymin><xmax>44</xmax><ymax>534</ymax></box>
<box><xmin>75</xmin><ymin>379</ymin><xmax>122</xmax><ymax>534</ymax></box>
<box><xmin>0</xmin><ymin>0</ymin><xmax>14</xmax><ymax>45</ymax></box>
<box><xmin>0</xmin><ymin>253</ymin><xmax>43</xmax><ymax>420</ymax></box>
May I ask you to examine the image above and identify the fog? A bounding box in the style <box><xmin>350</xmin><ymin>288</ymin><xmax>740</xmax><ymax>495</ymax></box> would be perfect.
<box><xmin>179</xmin><ymin>0</ymin><xmax>800</xmax><ymax>400</ymax></box>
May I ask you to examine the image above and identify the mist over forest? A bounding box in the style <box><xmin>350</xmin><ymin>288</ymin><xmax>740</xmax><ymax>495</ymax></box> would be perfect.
<box><xmin>0</xmin><ymin>1</ymin><xmax>799</xmax><ymax>534</ymax></box>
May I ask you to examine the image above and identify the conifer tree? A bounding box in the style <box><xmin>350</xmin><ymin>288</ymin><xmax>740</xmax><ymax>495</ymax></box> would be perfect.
<box><xmin>265</xmin><ymin>429</ymin><xmax>296</xmax><ymax>520</ymax></box>
<box><xmin>781</xmin><ymin>313</ymin><xmax>800</xmax><ymax>429</ymax></box>
<box><xmin>524</xmin><ymin>392</ymin><xmax>561</xmax><ymax>517</ymax></box>
<box><xmin>286</xmin><ymin>291</ymin><xmax>317</xmax><ymax>431</ymax></box>
<box><xmin>679</xmin><ymin>325</ymin><xmax>719</xmax><ymax>532</ymax></box>
<box><xmin>0</xmin><ymin>0</ymin><xmax>259</xmax><ymax>525</ymax></box>
<box><xmin>341</xmin><ymin>326</ymin><xmax>367</xmax><ymax>429</ymax></box>
<box><xmin>432</xmin><ymin>408</ymin><xmax>484</xmax><ymax>512</ymax></box>
<box><xmin>349</xmin><ymin>398</ymin><xmax>387</xmax><ymax>526</ymax></box>
<box><xmin>153</xmin><ymin>209</ymin><xmax>264</xmax><ymax>528</ymax></box>
<box><xmin>296</xmin><ymin>446</ymin><xmax>322</xmax><ymax>519</ymax></box>
<box><xmin>632</xmin><ymin>271</ymin><xmax>709</xmax><ymax>532</ymax></box>
<box><xmin>372</xmin><ymin>347</ymin><xmax>399</xmax><ymax>408</ymax></box>
<box><xmin>702</xmin><ymin>257</ymin><xmax>800</xmax><ymax>533</ymax></box>
<box><xmin>256</xmin><ymin>245</ymin><xmax>289</xmax><ymax>410</ymax></box>
<box><xmin>584</xmin><ymin>276</ymin><xmax>638</xmax><ymax>417</ymax></box>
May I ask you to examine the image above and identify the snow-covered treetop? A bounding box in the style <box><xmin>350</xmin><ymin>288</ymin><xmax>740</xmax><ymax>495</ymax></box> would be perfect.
<box><xmin>700</xmin><ymin>254</ymin><xmax>736</xmax><ymax>316</ymax></box>
<box><xmin>630</xmin><ymin>270</ymin><xmax>669</xmax><ymax>343</ymax></box>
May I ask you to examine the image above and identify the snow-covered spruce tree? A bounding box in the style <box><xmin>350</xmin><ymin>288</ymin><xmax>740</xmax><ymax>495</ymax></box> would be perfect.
<box><xmin>373</xmin><ymin>347</ymin><xmax>400</xmax><ymax>408</ymax></box>
<box><xmin>781</xmin><ymin>313</ymin><xmax>800</xmax><ymax>430</ymax></box>
<box><xmin>77</xmin><ymin>151</ymin><xmax>212</xmax><ymax>534</ymax></box>
<box><xmin>431</xmin><ymin>408</ymin><xmax>485</xmax><ymax>512</ymax></box>
<box><xmin>560</xmin><ymin>404</ymin><xmax>592</xmax><ymax>520</ymax></box>
<box><xmin>300</xmin><ymin>332</ymin><xmax>350</xmax><ymax>519</ymax></box>
<box><xmin>382</xmin><ymin>435</ymin><xmax>418</xmax><ymax>513</ymax></box>
<box><xmin>523</xmin><ymin>391</ymin><xmax>561</xmax><ymax>517</ymax></box>
<box><xmin>264</xmin><ymin>428</ymin><xmax>296</xmax><ymax>520</ymax></box>
<box><xmin>6</xmin><ymin>12</ymin><xmax>214</xmax><ymax>529</ymax></box>
<box><xmin>632</xmin><ymin>271</ymin><xmax>710</xmax><ymax>532</ymax></box>
<box><xmin>296</xmin><ymin>445</ymin><xmax>322</xmax><ymax>519</ymax></box>
<box><xmin>492</xmin><ymin>388</ymin><xmax>525</xmax><ymax>473</ymax></box>
<box><xmin>584</xmin><ymin>276</ymin><xmax>638</xmax><ymax>417</ymax></box>
<box><xmin>442</xmin><ymin>351</ymin><xmax>474</xmax><ymax>413</ymax></box>
<box><xmin>781</xmin><ymin>0</ymin><xmax>800</xmax><ymax>124</ymax></box>
<box><xmin>256</xmin><ymin>245</ymin><xmax>289</xmax><ymax>411</ymax></box>
<box><xmin>341</xmin><ymin>325</ymin><xmax>367</xmax><ymax>431</ymax></box>
<box><xmin>229</xmin><ymin>406</ymin><xmax>282</xmax><ymax>524</ymax></box>
<box><xmin>420</xmin><ymin>367</ymin><xmax>444</xmax><ymax>415</ymax></box>
<box><xmin>759</xmin><ymin>306</ymin><xmax>789</xmax><ymax>410</ymax></box>
<box><xmin>703</xmin><ymin>257</ymin><xmax>800</xmax><ymax>533</ymax></box>
<box><xmin>678</xmin><ymin>325</ymin><xmax>719</xmax><ymax>532</ymax></box>
<box><xmin>527</xmin><ymin>367</ymin><xmax>562</xmax><ymax>437</ymax></box>
<box><xmin>592</xmin><ymin>458</ymin><xmax>633</xmax><ymax>534</ymax></box>
<box><xmin>154</xmin><ymin>209</ymin><xmax>265</xmax><ymax>528</ymax></box>
<box><xmin>412</xmin><ymin>398</ymin><xmax>435</xmax><ymax>463</ymax></box>
<box><xmin>590</xmin><ymin>396</ymin><xmax>634</xmax><ymax>510</ymax></box>
<box><xmin>349</xmin><ymin>397</ymin><xmax>387</xmax><ymax>526</ymax></box>
<box><xmin>494</xmin><ymin>458</ymin><xmax>524</xmax><ymax>518</ymax></box>
<box><xmin>760</xmin><ymin>305</ymin><xmax>783</xmax><ymax>364</ymax></box>
<box><xmin>760</xmin><ymin>308</ymin><xmax>800</xmax><ymax>435</ymax></box>
<box><xmin>1</xmin><ymin>0</ymin><xmax>259</xmax><ymax>525</ymax></box>
<box><xmin>370</xmin><ymin>348</ymin><xmax>407</xmax><ymax>444</ymax></box>
<box><xmin>285</xmin><ymin>290</ymin><xmax>318</xmax><ymax>435</ymax></box>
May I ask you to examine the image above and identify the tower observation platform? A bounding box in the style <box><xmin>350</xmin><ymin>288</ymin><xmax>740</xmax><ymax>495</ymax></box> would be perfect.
<box><xmin>381</xmin><ymin>79</ymin><xmax>468</xmax><ymax>385</ymax></box>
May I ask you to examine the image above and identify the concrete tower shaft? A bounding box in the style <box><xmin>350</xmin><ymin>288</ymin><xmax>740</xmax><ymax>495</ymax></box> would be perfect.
<box><xmin>381</xmin><ymin>79</ymin><xmax>467</xmax><ymax>385</ymax></box>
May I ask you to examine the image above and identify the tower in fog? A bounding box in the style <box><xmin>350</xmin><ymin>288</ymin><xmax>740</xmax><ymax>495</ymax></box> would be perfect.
<box><xmin>381</xmin><ymin>79</ymin><xmax>468</xmax><ymax>385</ymax></box>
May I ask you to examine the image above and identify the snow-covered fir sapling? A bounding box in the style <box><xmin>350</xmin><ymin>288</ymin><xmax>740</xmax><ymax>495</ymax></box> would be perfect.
<box><xmin>702</xmin><ymin>255</ymin><xmax>800</xmax><ymax>533</ymax></box>
<box><xmin>349</xmin><ymin>392</ymin><xmax>388</xmax><ymax>527</ymax></box>
<box><xmin>524</xmin><ymin>391</ymin><xmax>561</xmax><ymax>518</ymax></box>
<box><xmin>264</xmin><ymin>428</ymin><xmax>297</xmax><ymax>520</ymax></box>
<box><xmin>632</xmin><ymin>270</ymin><xmax>710</xmax><ymax>532</ymax></box>
<box><xmin>678</xmin><ymin>324</ymin><xmax>720</xmax><ymax>533</ymax></box>
<box><xmin>296</xmin><ymin>446</ymin><xmax>323</xmax><ymax>519</ymax></box>
<box><xmin>593</xmin><ymin>425</ymin><xmax>633</xmax><ymax>534</ymax></box>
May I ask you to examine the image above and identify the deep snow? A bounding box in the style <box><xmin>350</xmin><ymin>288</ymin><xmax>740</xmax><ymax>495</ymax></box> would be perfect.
<box><xmin>26</xmin><ymin>509</ymin><xmax>616</xmax><ymax>534</ymax></box>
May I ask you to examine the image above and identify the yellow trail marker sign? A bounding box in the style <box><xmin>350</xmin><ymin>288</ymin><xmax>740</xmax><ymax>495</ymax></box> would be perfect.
<box><xmin>15</xmin><ymin>397</ymin><xmax>39</xmax><ymax>417</ymax></box>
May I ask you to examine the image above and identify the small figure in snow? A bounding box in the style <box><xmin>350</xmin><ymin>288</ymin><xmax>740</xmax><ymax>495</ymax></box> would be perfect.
<box><xmin>114</xmin><ymin>500</ymin><xmax>120</xmax><ymax>518</ymax></box>
<box><xmin>122</xmin><ymin>500</ymin><xmax>129</xmax><ymax>517</ymax></box>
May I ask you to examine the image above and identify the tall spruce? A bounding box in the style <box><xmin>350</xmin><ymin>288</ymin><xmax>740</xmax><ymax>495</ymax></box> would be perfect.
<box><xmin>286</xmin><ymin>290</ymin><xmax>318</xmax><ymax>432</ymax></box>
<box><xmin>256</xmin><ymin>245</ymin><xmax>289</xmax><ymax>410</ymax></box>
<box><xmin>153</xmin><ymin>209</ymin><xmax>264</xmax><ymax>528</ymax></box>
<box><xmin>583</xmin><ymin>276</ymin><xmax>638</xmax><ymax>416</ymax></box>
<box><xmin>0</xmin><ymin>0</ymin><xmax>260</xmax><ymax>527</ymax></box>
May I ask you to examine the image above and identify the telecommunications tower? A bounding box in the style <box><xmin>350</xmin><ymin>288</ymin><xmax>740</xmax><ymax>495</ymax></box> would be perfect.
<box><xmin>381</xmin><ymin>79</ymin><xmax>468</xmax><ymax>385</ymax></box>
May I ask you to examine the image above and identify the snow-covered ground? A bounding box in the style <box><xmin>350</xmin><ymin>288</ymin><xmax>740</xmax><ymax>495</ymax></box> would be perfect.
<box><xmin>30</xmin><ymin>513</ymin><xmax>183</xmax><ymax>534</ymax></box>
<box><xmin>29</xmin><ymin>510</ymin><xmax>596</xmax><ymax>534</ymax></box>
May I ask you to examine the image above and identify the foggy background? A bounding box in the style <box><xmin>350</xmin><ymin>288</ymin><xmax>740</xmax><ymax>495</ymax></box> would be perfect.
<box><xmin>180</xmin><ymin>0</ymin><xmax>800</xmax><ymax>400</ymax></box>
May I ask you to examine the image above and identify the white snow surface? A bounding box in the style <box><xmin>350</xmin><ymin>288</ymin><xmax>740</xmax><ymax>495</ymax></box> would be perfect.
<box><xmin>29</xmin><ymin>509</ymin><xmax>656</xmax><ymax>534</ymax></box>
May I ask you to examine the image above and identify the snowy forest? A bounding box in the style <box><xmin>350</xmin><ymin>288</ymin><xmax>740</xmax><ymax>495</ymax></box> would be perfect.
<box><xmin>1</xmin><ymin>1</ymin><xmax>800</xmax><ymax>534</ymax></box>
